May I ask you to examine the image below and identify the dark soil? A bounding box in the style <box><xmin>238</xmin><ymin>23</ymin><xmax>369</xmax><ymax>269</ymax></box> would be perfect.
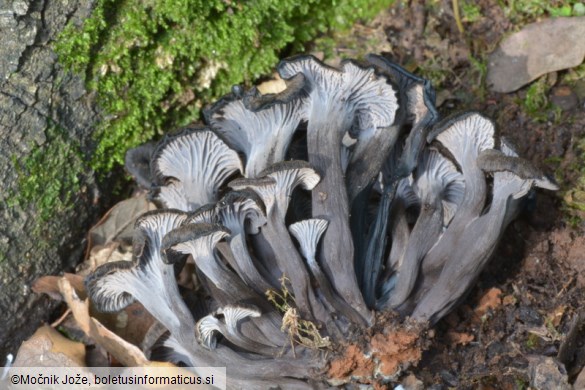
<box><xmin>324</xmin><ymin>0</ymin><xmax>585</xmax><ymax>387</ymax></box>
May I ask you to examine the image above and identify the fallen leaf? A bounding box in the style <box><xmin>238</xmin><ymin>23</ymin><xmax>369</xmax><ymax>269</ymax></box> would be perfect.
<box><xmin>475</xmin><ymin>288</ymin><xmax>502</xmax><ymax>317</ymax></box>
<box><xmin>487</xmin><ymin>16</ymin><xmax>585</xmax><ymax>92</ymax></box>
<box><xmin>58</xmin><ymin>277</ymin><xmax>166</xmax><ymax>367</ymax></box>
<box><xmin>34</xmin><ymin>273</ymin><xmax>155</xmax><ymax>349</ymax></box>
<box><xmin>13</xmin><ymin>324</ymin><xmax>85</xmax><ymax>367</ymax></box>
<box><xmin>32</xmin><ymin>273</ymin><xmax>86</xmax><ymax>300</ymax></box>
<box><xmin>86</xmin><ymin>194</ymin><xmax>156</xmax><ymax>257</ymax></box>
<box><xmin>79</xmin><ymin>241</ymin><xmax>132</xmax><ymax>276</ymax></box>
<box><xmin>97</xmin><ymin>302</ymin><xmax>156</xmax><ymax>348</ymax></box>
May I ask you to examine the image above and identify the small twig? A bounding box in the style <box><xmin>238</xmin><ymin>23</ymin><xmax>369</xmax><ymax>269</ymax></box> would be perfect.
<box><xmin>557</xmin><ymin>275</ymin><xmax>575</xmax><ymax>298</ymax></box>
<box><xmin>452</xmin><ymin>0</ymin><xmax>465</xmax><ymax>34</ymax></box>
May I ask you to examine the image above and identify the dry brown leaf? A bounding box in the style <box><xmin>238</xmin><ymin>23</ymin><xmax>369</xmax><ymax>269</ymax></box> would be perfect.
<box><xmin>58</xmin><ymin>277</ymin><xmax>168</xmax><ymax>367</ymax></box>
<box><xmin>446</xmin><ymin>331</ymin><xmax>475</xmax><ymax>346</ymax></box>
<box><xmin>86</xmin><ymin>194</ymin><xmax>156</xmax><ymax>258</ymax></box>
<box><xmin>475</xmin><ymin>288</ymin><xmax>502</xmax><ymax>317</ymax></box>
<box><xmin>32</xmin><ymin>273</ymin><xmax>86</xmax><ymax>301</ymax></box>
<box><xmin>13</xmin><ymin>324</ymin><xmax>85</xmax><ymax>367</ymax></box>
<box><xmin>80</xmin><ymin>241</ymin><xmax>132</xmax><ymax>276</ymax></box>
<box><xmin>97</xmin><ymin>302</ymin><xmax>157</xmax><ymax>348</ymax></box>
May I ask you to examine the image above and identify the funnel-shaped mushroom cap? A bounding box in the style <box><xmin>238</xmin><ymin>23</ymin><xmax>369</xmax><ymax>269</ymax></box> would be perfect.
<box><xmin>134</xmin><ymin>209</ymin><xmax>189</xmax><ymax>251</ymax></box>
<box><xmin>278</xmin><ymin>56</ymin><xmax>398</xmax><ymax>132</ymax></box>
<box><xmin>85</xmin><ymin>210</ymin><xmax>190</xmax><ymax>340</ymax></box>
<box><xmin>125</xmin><ymin>142</ymin><xmax>156</xmax><ymax>189</ymax></box>
<box><xmin>216</xmin><ymin>190</ymin><xmax>267</xmax><ymax>235</ymax></box>
<box><xmin>205</xmin><ymin>85</ymin><xmax>305</xmax><ymax>178</ymax></box>
<box><xmin>186</xmin><ymin>203</ymin><xmax>219</xmax><ymax>225</ymax></box>
<box><xmin>410</xmin><ymin>141</ymin><xmax>558</xmax><ymax>324</ymax></box>
<box><xmin>414</xmin><ymin>149</ymin><xmax>465</xmax><ymax>225</ymax></box>
<box><xmin>162</xmin><ymin>223</ymin><xmax>245</xmax><ymax>296</ymax></box>
<box><xmin>289</xmin><ymin>219</ymin><xmax>366</xmax><ymax>325</ymax></box>
<box><xmin>365</xmin><ymin>54</ymin><xmax>437</xmax><ymax>120</ymax></box>
<box><xmin>213</xmin><ymin>190</ymin><xmax>273</xmax><ymax>295</ymax></box>
<box><xmin>218</xmin><ymin>304</ymin><xmax>262</xmax><ymax>330</ymax></box>
<box><xmin>152</xmin><ymin>180</ymin><xmax>189</xmax><ymax>210</ymax></box>
<box><xmin>429</xmin><ymin>112</ymin><xmax>495</xmax><ymax>168</ymax></box>
<box><xmin>196</xmin><ymin>305</ymin><xmax>263</xmax><ymax>352</ymax></box>
<box><xmin>196</xmin><ymin>315</ymin><xmax>219</xmax><ymax>350</ymax></box>
<box><xmin>151</xmin><ymin>128</ymin><xmax>243</xmax><ymax>211</ymax></box>
<box><xmin>231</xmin><ymin>161</ymin><xmax>319</xmax><ymax>216</ymax></box>
<box><xmin>84</xmin><ymin>261</ymin><xmax>136</xmax><ymax>313</ymax></box>
<box><xmin>478</xmin><ymin>145</ymin><xmax>559</xmax><ymax>197</ymax></box>
<box><xmin>427</xmin><ymin>112</ymin><xmax>495</xmax><ymax>224</ymax></box>
<box><xmin>385</xmin><ymin>149</ymin><xmax>463</xmax><ymax>308</ymax></box>
<box><xmin>365</xmin><ymin>54</ymin><xmax>439</xmax><ymax>179</ymax></box>
<box><xmin>162</xmin><ymin>223</ymin><xmax>230</xmax><ymax>260</ymax></box>
<box><xmin>415</xmin><ymin>149</ymin><xmax>463</xmax><ymax>203</ymax></box>
<box><xmin>289</xmin><ymin>219</ymin><xmax>328</xmax><ymax>262</ymax></box>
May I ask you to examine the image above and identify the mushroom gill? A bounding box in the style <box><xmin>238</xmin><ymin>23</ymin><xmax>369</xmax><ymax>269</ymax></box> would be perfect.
<box><xmin>85</xmin><ymin>54</ymin><xmax>558</xmax><ymax>388</ymax></box>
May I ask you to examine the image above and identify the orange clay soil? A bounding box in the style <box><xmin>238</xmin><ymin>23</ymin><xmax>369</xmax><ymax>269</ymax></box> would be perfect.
<box><xmin>327</xmin><ymin>313</ymin><xmax>430</xmax><ymax>386</ymax></box>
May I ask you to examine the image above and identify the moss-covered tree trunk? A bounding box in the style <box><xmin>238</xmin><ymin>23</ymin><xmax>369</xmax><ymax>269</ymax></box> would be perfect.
<box><xmin>0</xmin><ymin>0</ymin><xmax>100</xmax><ymax>358</ymax></box>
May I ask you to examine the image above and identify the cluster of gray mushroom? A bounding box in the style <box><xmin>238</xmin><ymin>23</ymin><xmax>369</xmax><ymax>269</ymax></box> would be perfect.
<box><xmin>86</xmin><ymin>54</ymin><xmax>557</xmax><ymax>387</ymax></box>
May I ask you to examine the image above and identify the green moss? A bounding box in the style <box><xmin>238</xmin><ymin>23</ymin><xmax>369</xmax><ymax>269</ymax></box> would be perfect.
<box><xmin>499</xmin><ymin>0</ymin><xmax>585</xmax><ymax>24</ymax></box>
<box><xmin>565</xmin><ymin>155</ymin><xmax>585</xmax><ymax>218</ymax></box>
<box><xmin>525</xmin><ymin>332</ymin><xmax>541</xmax><ymax>349</ymax></box>
<box><xmin>10</xmin><ymin>124</ymin><xmax>88</xmax><ymax>226</ymax></box>
<box><xmin>55</xmin><ymin>0</ymin><xmax>393</xmax><ymax>173</ymax></box>
<box><xmin>522</xmin><ymin>77</ymin><xmax>549</xmax><ymax>116</ymax></box>
<box><xmin>461</xmin><ymin>0</ymin><xmax>482</xmax><ymax>22</ymax></box>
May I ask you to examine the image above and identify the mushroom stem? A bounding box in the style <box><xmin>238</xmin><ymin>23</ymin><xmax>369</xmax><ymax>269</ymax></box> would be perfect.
<box><xmin>411</xmin><ymin>192</ymin><xmax>508</xmax><ymax>323</ymax></box>
<box><xmin>307</xmin><ymin>116</ymin><xmax>370</xmax><ymax>321</ymax></box>
<box><xmin>360</xmin><ymin>180</ymin><xmax>397</xmax><ymax>308</ymax></box>
<box><xmin>261</xmin><ymin>217</ymin><xmax>330</xmax><ymax>325</ymax></box>
<box><xmin>346</xmin><ymin>124</ymin><xmax>401</xmax><ymax>203</ymax></box>
<box><xmin>388</xmin><ymin>199</ymin><xmax>443</xmax><ymax>308</ymax></box>
<box><xmin>289</xmin><ymin>219</ymin><xmax>366</xmax><ymax>326</ymax></box>
<box><xmin>419</xmin><ymin>113</ymin><xmax>494</xmax><ymax>283</ymax></box>
<box><xmin>228</xmin><ymin>234</ymin><xmax>275</xmax><ymax>295</ymax></box>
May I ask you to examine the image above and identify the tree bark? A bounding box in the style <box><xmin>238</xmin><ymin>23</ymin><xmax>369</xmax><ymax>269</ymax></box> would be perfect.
<box><xmin>0</xmin><ymin>0</ymin><xmax>100</xmax><ymax>358</ymax></box>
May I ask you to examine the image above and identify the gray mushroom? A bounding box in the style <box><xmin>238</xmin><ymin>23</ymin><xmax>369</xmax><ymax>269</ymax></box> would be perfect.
<box><xmin>205</xmin><ymin>82</ymin><xmax>306</xmax><ymax>178</ymax></box>
<box><xmin>412</xmin><ymin>141</ymin><xmax>558</xmax><ymax>323</ymax></box>
<box><xmin>124</xmin><ymin>142</ymin><xmax>156</xmax><ymax>189</ymax></box>
<box><xmin>418</xmin><ymin>112</ymin><xmax>496</xmax><ymax>283</ymax></box>
<box><xmin>85</xmin><ymin>210</ymin><xmax>195</xmax><ymax>347</ymax></box>
<box><xmin>196</xmin><ymin>305</ymin><xmax>279</xmax><ymax>354</ymax></box>
<box><xmin>214</xmin><ymin>190</ymin><xmax>274</xmax><ymax>295</ymax></box>
<box><xmin>385</xmin><ymin>148</ymin><xmax>464</xmax><ymax>309</ymax></box>
<box><xmin>229</xmin><ymin>161</ymin><xmax>330</xmax><ymax>324</ymax></box>
<box><xmin>151</xmin><ymin>128</ymin><xmax>243</xmax><ymax>211</ymax></box>
<box><xmin>289</xmin><ymin>219</ymin><xmax>365</xmax><ymax>325</ymax></box>
<box><xmin>162</xmin><ymin>223</ymin><xmax>256</xmax><ymax>304</ymax></box>
<box><xmin>366</xmin><ymin>54</ymin><xmax>439</xmax><ymax>179</ymax></box>
<box><xmin>278</xmin><ymin>55</ymin><xmax>397</xmax><ymax>321</ymax></box>
<box><xmin>81</xmin><ymin>53</ymin><xmax>561</xmax><ymax>387</ymax></box>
